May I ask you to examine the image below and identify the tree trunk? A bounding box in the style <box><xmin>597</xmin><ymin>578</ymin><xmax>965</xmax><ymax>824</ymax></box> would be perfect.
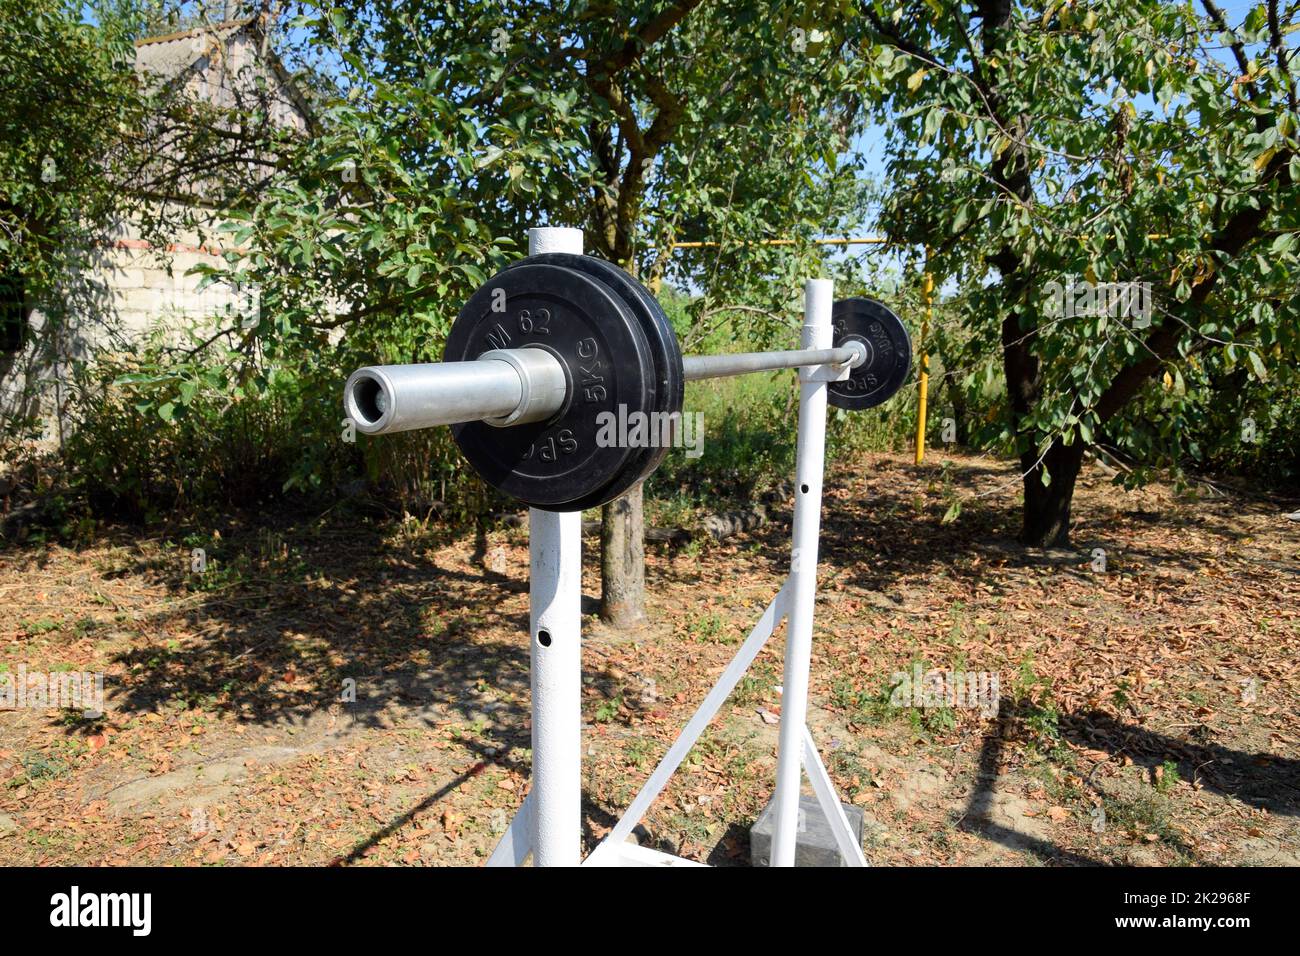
<box><xmin>596</xmin><ymin>240</ymin><xmax>650</xmax><ymax>625</ymax></box>
<box><xmin>943</xmin><ymin>375</ymin><xmax>970</xmax><ymax>446</ymax></box>
<box><xmin>600</xmin><ymin>483</ymin><xmax>646</xmax><ymax>626</ymax></box>
<box><xmin>1019</xmin><ymin>438</ymin><xmax>1086</xmax><ymax>547</ymax></box>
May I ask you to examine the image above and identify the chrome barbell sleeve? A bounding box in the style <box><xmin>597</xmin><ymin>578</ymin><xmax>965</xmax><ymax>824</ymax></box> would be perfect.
<box><xmin>343</xmin><ymin>348</ymin><xmax>568</xmax><ymax>435</ymax></box>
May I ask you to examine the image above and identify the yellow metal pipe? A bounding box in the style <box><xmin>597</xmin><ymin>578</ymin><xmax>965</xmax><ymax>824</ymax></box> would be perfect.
<box><xmin>915</xmin><ymin>257</ymin><xmax>933</xmax><ymax>466</ymax></box>
<box><xmin>670</xmin><ymin>237</ymin><xmax>889</xmax><ymax>249</ymax></box>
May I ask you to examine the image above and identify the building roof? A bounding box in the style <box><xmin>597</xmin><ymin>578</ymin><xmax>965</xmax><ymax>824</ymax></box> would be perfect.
<box><xmin>132</xmin><ymin>17</ymin><xmax>315</xmax><ymax>132</ymax></box>
<box><xmin>134</xmin><ymin>18</ymin><xmax>256</xmax><ymax>79</ymax></box>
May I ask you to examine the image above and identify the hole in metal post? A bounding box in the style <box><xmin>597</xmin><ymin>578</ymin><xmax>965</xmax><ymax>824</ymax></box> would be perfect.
<box><xmin>800</xmin><ymin>483</ymin><xmax>809</xmax><ymax>494</ymax></box>
<box><xmin>537</xmin><ymin>629</ymin><xmax>552</xmax><ymax>647</ymax></box>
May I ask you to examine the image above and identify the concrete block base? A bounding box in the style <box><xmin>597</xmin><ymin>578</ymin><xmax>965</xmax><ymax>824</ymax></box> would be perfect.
<box><xmin>750</xmin><ymin>793</ymin><xmax>864</xmax><ymax>867</ymax></box>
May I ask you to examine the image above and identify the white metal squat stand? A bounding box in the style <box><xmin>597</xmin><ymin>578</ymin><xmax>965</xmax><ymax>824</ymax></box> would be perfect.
<box><xmin>488</xmin><ymin>228</ymin><xmax>864</xmax><ymax>868</ymax></box>
<box><xmin>346</xmin><ymin>225</ymin><xmax>870</xmax><ymax>867</ymax></box>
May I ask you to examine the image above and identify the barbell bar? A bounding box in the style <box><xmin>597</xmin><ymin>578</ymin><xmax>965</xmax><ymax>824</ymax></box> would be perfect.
<box><xmin>681</xmin><ymin>344</ymin><xmax>864</xmax><ymax>382</ymax></box>
<box><xmin>342</xmin><ymin>254</ymin><xmax>911</xmax><ymax>511</ymax></box>
<box><xmin>345</xmin><ymin>342</ymin><xmax>867</xmax><ymax>436</ymax></box>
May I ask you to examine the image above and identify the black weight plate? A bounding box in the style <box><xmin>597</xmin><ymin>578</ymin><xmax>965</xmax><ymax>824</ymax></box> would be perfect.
<box><xmin>513</xmin><ymin>254</ymin><xmax>684</xmax><ymax>510</ymax></box>
<box><xmin>447</xmin><ymin>263</ymin><xmax>655</xmax><ymax>510</ymax></box>
<box><xmin>829</xmin><ymin>297</ymin><xmax>912</xmax><ymax>410</ymax></box>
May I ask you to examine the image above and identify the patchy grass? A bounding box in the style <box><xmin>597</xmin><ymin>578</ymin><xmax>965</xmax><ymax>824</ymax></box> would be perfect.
<box><xmin>0</xmin><ymin>451</ymin><xmax>1296</xmax><ymax>866</ymax></box>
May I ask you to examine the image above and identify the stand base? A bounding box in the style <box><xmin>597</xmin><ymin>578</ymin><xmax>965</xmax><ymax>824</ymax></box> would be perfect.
<box><xmin>585</xmin><ymin>841</ymin><xmax>707</xmax><ymax>867</ymax></box>
<box><xmin>750</xmin><ymin>793</ymin><xmax>865</xmax><ymax>867</ymax></box>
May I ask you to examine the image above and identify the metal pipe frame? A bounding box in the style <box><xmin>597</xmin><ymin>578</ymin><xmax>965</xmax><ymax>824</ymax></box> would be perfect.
<box><xmin>580</xmin><ymin>278</ymin><xmax>865</xmax><ymax>869</ymax></box>
<box><xmin>523</xmin><ymin>227</ymin><xmax>584</xmax><ymax>868</ymax></box>
<box><xmin>770</xmin><ymin>279</ymin><xmax>832</xmax><ymax>867</ymax></box>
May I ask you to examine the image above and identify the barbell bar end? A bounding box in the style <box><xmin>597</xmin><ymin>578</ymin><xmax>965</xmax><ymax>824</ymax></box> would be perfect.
<box><xmin>841</xmin><ymin>339</ymin><xmax>868</xmax><ymax>370</ymax></box>
<box><xmin>344</xmin><ymin>358</ymin><xmax>529</xmax><ymax>435</ymax></box>
<box><xmin>344</xmin><ymin>366</ymin><xmax>399</xmax><ymax>435</ymax></box>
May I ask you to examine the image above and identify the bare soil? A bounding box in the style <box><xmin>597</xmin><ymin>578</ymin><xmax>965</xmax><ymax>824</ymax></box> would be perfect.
<box><xmin>1</xmin><ymin>451</ymin><xmax>1296</xmax><ymax>866</ymax></box>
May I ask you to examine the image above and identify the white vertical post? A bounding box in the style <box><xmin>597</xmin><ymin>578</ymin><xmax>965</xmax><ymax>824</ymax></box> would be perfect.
<box><xmin>527</xmin><ymin>226</ymin><xmax>585</xmax><ymax>866</ymax></box>
<box><xmin>770</xmin><ymin>277</ymin><xmax>834</xmax><ymax>867</ymax></box>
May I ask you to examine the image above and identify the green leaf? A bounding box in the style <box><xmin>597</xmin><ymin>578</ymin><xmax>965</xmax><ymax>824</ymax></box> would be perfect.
<box><xmin>1246</xmin><ymin>350</ymin><xmax>1268</xmax><ymax>381</ymax></box>
<box><xmin>952</xmin><ymin>204</ymin><xmax>968</xmax><ymax>234</ymax></box>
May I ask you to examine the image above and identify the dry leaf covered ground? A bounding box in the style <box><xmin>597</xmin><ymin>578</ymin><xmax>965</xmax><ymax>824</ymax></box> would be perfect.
<box><xmin>1</xmin><ymin>451</ymin><xmax>1296</xmax><ymax>866</ymax></box>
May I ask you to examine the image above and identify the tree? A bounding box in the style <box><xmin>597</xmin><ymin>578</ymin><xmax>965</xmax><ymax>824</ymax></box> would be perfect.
<box><xmin>211</xmin><ymin>0</ymin><xmax>865</xmax><ymax>621</ymax></box>
<box><xmin>0</xmin><ymin>0</ymin><xmax>146</xmax><ymax>396</ymax></box>
<box><xmin>849</xmin><ymin>0</ymin><xmax>1298</xmax><ymax>545</ymax></box>
<box><xmin>1</xmin><ymin>0</ymin><xmax>312</xmax><ymax>449</ymax></box>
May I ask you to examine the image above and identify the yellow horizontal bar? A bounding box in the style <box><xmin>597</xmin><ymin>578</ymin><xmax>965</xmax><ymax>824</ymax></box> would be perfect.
<box><xmin>671</xmin><ymin>237</ymin><xmax>889</xmax><ymax>250</ymax></box>
<box><xmin>673</xmin><ymin>232</ymin><xmax>1170</xmax><ymax>252</ymax></box>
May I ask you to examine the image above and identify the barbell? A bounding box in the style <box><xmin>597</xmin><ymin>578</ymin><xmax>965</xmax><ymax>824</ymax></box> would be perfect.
<box><xmin>344</xmin><ymin>253</ymin><xmax>911</xmax><ymax>511</ymax></box>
